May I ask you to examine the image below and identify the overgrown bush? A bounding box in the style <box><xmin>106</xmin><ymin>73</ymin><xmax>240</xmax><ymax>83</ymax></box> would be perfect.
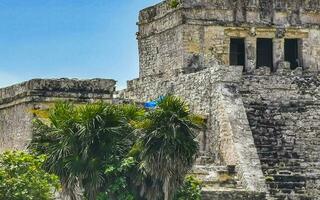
<box><xmin>97</xmin><ymin>157</ymin><xmax>136</xmax><ymax>200</ymax></box>
<box><xmin>174</xmin><ymin>175</ymin><xmax>202</xmax><ymax>200</ymax></box>
<box><xmin>0</xmin><ymin>151</ymin><xmax>60</xmax><ymax>200</ymax></box>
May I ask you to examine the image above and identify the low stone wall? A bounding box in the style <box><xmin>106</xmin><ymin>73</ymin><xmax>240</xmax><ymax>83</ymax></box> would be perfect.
<box><xmin>0</xmin><ymin>78</ymin><xmax>116</xmax><ymax>152</ymax></box>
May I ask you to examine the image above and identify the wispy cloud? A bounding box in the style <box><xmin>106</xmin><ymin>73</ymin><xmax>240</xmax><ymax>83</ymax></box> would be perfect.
<box><xmin>0</xmin><ymin>70</ymin><xmax>22</xmax><ymax>88</ymax></box>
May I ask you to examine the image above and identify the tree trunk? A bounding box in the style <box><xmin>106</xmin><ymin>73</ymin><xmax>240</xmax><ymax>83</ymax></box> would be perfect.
<box><xmin>163</xmin><ymin>177</ymin><xmax>172</xmax><ymax>200</ymax></box>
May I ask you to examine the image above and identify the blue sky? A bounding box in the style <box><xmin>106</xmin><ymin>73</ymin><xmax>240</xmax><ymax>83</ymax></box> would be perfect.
<box><xmin>0</xmin><ymin>0</ymin><xmax>160</xmax><ymax>89</ymax></box>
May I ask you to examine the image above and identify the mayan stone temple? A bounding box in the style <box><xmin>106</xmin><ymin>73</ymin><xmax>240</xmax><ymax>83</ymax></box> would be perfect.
<box><xmin>1</xmin><ymin>0</ymin><xmax>320</xmax><ymax>199</ymax></box>
<box><xmin>124</xmin><ymin>0</ymin><xmax>320</xmax><ymax>199</ymax></box>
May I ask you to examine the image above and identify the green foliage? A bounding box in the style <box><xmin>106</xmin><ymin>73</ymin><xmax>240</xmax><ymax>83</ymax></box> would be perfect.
<box><xmin>169</xmin><ymin>0</ymin><xmax>180</xmax><ymax>8</ymax></box>
<box><xmin>30</xmin><ymin>102</ymin><xmax>138</xmax><ymax>200</ymax></box>
<box><xmin>30</xmin><ymin>96</ymin><xmax>204</xmax><ymax>200</ymax></box>
<box><xmin>265</xmin><ymin>176</ymin><xmax>275</xmax><ymax>182</ymax></box>
<box><xmin>97</xmin><ymin>157</ymin><xmax>136</xmax><ymax>200</ymax></box>
<box><xmin>138</xmin><ymin>96</ymin><xmax>204</xmax><ymax>200</ymax></box>
<box><xmin>175</xmin><ymin>175</ymin><xmax>202</xmax><ymax>200</ymax></box>
<box><xmin>0</xmin><ymin>151</ymin><xmax>60</xmax><ymax>200</ymax></box>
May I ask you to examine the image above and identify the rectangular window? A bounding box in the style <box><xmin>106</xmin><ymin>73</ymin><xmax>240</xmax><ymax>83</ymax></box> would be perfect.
<box><xmin>256</xmin><ymin>38</ymin><xmax>273</xmax><ymax>70</ymax></box>
<box><xmin>230</xmin><ymin>38</ymin><xmax>245</xmax><ymax>66</ymax></box>
<box><xmin>285</xmin><ymin>39</ymin><xmax>300</xmax><ymax>69</ymax></box>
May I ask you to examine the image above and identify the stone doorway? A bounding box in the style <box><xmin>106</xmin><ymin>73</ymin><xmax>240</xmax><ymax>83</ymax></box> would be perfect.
<box><xmin>256</xmin><ymin>38</ymin><xmax>273</xmax><ymax>70</ymax></box>
<box><xmin>285</xmin><ymin>39</ymin><xmax>300</xmax><ymax>69</ymax></box>
<box><xmin>229</xmin><ymin>38</ymin><xmax>245</xmax><ymax>67</ymax></box>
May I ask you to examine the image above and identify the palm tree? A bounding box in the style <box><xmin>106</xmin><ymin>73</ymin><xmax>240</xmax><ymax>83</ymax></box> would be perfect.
<box><xmin>30</xmin><ymin>102</ymin><xmax>82</xmax><ymax>199</ymax></box>
<box><xmin>138</xmin><ymin>96</ymin><xmax>204</xmax><ymax>200</ymax></box>
<box><xmin>29</xmin><ymin>97</ymin><xmax>203</xmax><ymax>200</ymax></box>
<box><xmin>29</xmin><ymin>102</ymin><xmax>138</xmax><ymax>200</ymax></box>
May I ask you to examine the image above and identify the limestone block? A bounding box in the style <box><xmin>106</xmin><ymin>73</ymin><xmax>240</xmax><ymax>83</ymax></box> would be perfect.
<box><xmin>254</xmin><ymin>67</ymin><xmax>271</xmax><ymax>76</ymax></box>
<box><xmin>276</xmin><ymin>61</ymin><xmax>291</xmax><ymax>75</ymax></box>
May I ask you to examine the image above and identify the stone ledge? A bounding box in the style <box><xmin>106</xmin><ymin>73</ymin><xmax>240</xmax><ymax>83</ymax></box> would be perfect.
<box><xmin>0</xmin><ymin>78</ymin><xmax>116</xmax><ymax>108</ymax></box>
<box><xmin>201</xmin><ymin>190</ymin><xmax>266</xmax><ymax>200</ymax></box>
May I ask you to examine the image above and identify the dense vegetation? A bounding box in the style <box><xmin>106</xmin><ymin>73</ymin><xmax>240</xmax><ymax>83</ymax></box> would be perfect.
<box><xmin>0</xmin><ymin>151</ymin><xmax>60</xmax><ymax>200</ymax></box>
<box><xmin>0</xmin><ymin>96</ymin><xmax>203</xmax><ymax>200</ymax></box>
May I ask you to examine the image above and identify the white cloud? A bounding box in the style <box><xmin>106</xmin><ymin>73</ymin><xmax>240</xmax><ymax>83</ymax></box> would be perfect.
<box><xmin>0</xmin><ymin>71</ymin><xmax>23</xmax><ymax>88</ymax></box>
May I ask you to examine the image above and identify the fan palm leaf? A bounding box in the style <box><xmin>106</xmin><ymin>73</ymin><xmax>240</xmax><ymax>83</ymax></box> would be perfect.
<box><xmin>29</xmin><ymin>102</ymin><xmax>138</xmax><ymax>200</ymax></box>
<box><xmin>138</xmin><ymin>96</ymin><xmax>204</xmax><ymax>200</ymax></box>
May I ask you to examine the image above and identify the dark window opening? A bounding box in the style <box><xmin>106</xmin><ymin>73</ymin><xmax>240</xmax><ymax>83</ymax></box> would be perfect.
<box><xmin>256</xmin><ymin>38</ymin><xmax>273</xmax><ymax>70</ymax></box>
<box><xmin>285</xmin><ymin>39</ymin><xmax>300</xmax><ymax>69</ymax></box>
<box><xmin>230</xmin><ymin>38</ymin><xmax>245</xmax><ymax>66</ymax></box>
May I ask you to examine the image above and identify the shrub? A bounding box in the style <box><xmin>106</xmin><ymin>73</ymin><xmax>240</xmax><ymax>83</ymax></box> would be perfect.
<box><xmin>97</xmin><ymin>157</ymin><xmax>136</xmax><ymax>200</ymax></box>
<box><xmin>174</xmin><ymin>175</ymin><xmax>202</xmax><ymax>200</ymax></box>
<box><xmin>0</xmin><ymin>151</ymin><xmax>60</xmax><ymax>200</ymax></box>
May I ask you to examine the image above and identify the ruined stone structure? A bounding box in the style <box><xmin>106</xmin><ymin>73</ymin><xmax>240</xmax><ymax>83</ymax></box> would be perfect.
<box><xmin>0</xmin><ymin>78</ymin><xmax>116</xmax><ymax>152</ymax></box>
<box><xmin>124</xmin><ymin>0</ymin><xmax>320</xmax><ymax>199</ymax></box>
<box><xmin>1</xmin><ymin>0</ymin><xmax>320</xmax><ymax>199</ymax></box>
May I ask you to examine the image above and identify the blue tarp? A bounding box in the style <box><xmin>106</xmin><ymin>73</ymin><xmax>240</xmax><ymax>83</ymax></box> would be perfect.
<box><xmin>144</xmin><ymin>96</ymin><xmax>165</xmax><ymax>109</ymax></box>
<box><xmin>144</xmin><ymin>101</ymin><xmax>157</xmax><ymax>109</ymax></box>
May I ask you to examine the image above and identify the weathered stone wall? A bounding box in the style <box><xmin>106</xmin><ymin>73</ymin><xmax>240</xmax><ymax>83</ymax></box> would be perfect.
<box><xmin>138</xmin><ymin>25</ymin><xmax>184</xmax><ymax>78</ymax></box>
<box><xmin>241</xmin><ymin>67</ymin><xmax>320</xmax><ymax>199</ymax></box>
<box><xmin>305</xmin><ymin>29</ymin><xmax>320</xmax><ymax>71</ymax></box>
<box><xmin>0</xmin><ymin>78</ymin><xmax>116</xmax><ymax>152</ymax></box>
<box><xmin>131</xmin><ymin>1</ymin><xmax>320</xmax><ymax>198</ymax></box>
<box><xmin>140</xmin><ymin>0</ymin><xmax>320</xmax><ymax>27</ymax></box>
<box><xmin>126</xmin><ymin>62</ymin><xmax>320</xmax><ymax>199</ymax></box>
<box><xmin>124</xmin><ymin>65</ymin><xmax>268</xmax><ymax>196</ymax></box>
<box><xmin>126</xmin><ymin>67</ymin><xmax>218</xmax><ymax>158</ymax></box>
<box><xmin>138</xmin><ymin>2</ymin><xmax>185</xmax><ymax>78</ymax></box>
<box><xmin>0</xmin><ymin>103</ymin><xmax>34</xmax><ymax>152</ymax></box>
<box><xmin>138</xmin><ymin>0</ymin><xmax>320</xmax><ymax>77</ymax></box>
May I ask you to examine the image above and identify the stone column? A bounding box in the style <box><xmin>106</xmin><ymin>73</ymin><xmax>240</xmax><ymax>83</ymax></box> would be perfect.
<box><xmin>273</xmin><ymin>38</ymin><xmax>284</xmax><ymax>71</ymax></box>
<box><xmin>245</xmin><ymin>37</ymin><xmax>256</xmax><ymax>72</ymax></box>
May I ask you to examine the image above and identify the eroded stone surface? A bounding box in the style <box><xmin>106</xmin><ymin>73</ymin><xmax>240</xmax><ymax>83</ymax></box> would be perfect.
<box><xmin>124</xmin><ymin>65</ymin><xmax>268</xmax><ymax>196</ymax></box>
<box><xmin>125</xmin><ymin>0</ymin><xmax>320</xmax><ymax>199</ymax></box>
<box><xmin>1</xmin><ymin>0</ymin><xmax>320</xmax><ymax>199</ymax></box>
<box><xmin>0</xmin><ymin>78</ymin><xmax>116</xmax><ymax>152</ymax></box>
<box><xmin>241</xmin><ymin>74</ymin><xmax>320</xmax><ymax>199</ymax></box>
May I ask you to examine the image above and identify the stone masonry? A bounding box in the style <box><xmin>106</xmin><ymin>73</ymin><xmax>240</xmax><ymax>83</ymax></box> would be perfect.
<box><xmin>241</xmin><ymin>69</ymin><xmax>320</xmax><ymax>199</ymax></box>
<box><xmin>124</xmin><ymin>0</ymin><xmax>320</xmax><ymax>199</ymax></box>
<box><xmin>0</xmin><ymin>78</ymin><xmax>116</xmax><ymax>152</ymax></box>
<box><xmin>0</xmin><ymin>0</ymin><xmax>320</xmax><ymax>199</ymax></box>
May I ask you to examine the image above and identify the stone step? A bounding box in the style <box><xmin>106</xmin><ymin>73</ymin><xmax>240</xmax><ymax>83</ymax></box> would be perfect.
<box><xmin>195</xmin><ymin>155</ymin><xmax>215</xmax><ymax>165</ymax></box>
<box><xmin>259</xmin><ymin>158</ymin><xmax>305</xmax><ymax>163</ymax></box>
<box><xmin>268</xmin><ymin>181</ymin><xmax>306</xmax><ymax>190</ymax></box>
<box><xmin>191</xmin><ymin>164</ymin><xmax>242</xmax><ymax>190</ymax></box>
<box><xmin>262</xmin><ymin>166</ymin><xmax>304</xmax><ymax>173</ymax></box>
<box><xmin>192</xmin><ymin>164</ymin><xmax>229</xmax><ymax>174</ymax></box>
<box><xmin>270</xmin><ymin>192</ymin><xmax>312</xmax><ymax>200</ymax></box>
<box><xmin>272</xmin><ymin>174</ymin><xmax>306</xmax><ymax>182</ymax></box>
<box><xmin>201</xmin><ymin>189</ymin><xmax>267</xmax><ymax>200</ymax></box>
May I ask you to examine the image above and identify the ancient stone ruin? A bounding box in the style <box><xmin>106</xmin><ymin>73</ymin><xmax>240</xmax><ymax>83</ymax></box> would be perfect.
<box><xmin>124</xmin><ymin>0</ymin><xmax>320</xmax><ymax>199</ymax></box>
<box><xmin>0</xmin><ymin>79</ymin><xmax>116</xmax><ymax>152</ymax></box>
<box><xmin>1</xmin><ymin>0</ymin><xmax>320</xmax><ymax>199</ymax></box>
